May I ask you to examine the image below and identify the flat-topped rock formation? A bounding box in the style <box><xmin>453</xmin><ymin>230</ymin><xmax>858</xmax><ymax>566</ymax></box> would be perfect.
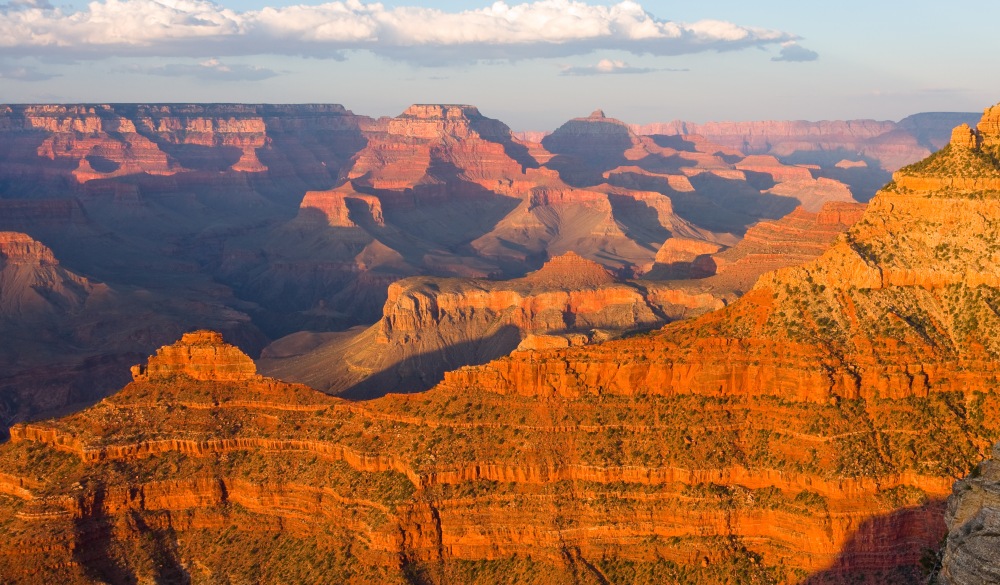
<box><xmin>0</xmin><ymin>231</ymin><xmax>57</xmax><ymax>266</ymax></box>
<box><xmin>388</xmin><ymin>104</ymin><xmax>513</xmax><ymax>141</ymax></box>
<box><xmin>633</xmin><ymin>113</ymin><xmax>981</xmax><ymax>172</ymax></box>
<box><xmin>131</xmin><ymin>330</ymin><xmax>258</xmax><ymax>382</ymax></box>
<box><xmin>0</xmin><ymin>231</ymin><xmax>94</xmax><ymax>315</ymax></box>
<box><xmin>260</xmin><ymin>251</ymin><xmax>723</xmax><ymax>398</ymax></box>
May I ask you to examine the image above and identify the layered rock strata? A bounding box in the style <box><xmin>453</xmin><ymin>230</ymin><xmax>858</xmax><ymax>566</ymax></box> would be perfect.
<box><xmin>259</xmin><ymin>252</ymin><xmax>724</xmax><ymax>397</ymax></box>
<box><xmin>633</xmin><ymin>113</ymin><xmax>980</xmax><ymax>173</ymax></box>
<box><xmin>412</xmin><ymin>104</ymin><xmax>1000</xmax><ymax>580</ymax></box>
<box><xmin>644</xmin><ymin>201</ymin><xmax>866</xmax><ymax>289</ymax></box>
<box><xmin>6</xmin><ymin>104</ymin><xmax>1000</xmax><ymax>580</ymax></box>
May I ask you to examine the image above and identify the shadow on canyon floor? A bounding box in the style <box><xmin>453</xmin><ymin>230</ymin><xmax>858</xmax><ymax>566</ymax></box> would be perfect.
<box><xmin>337</xmin><ymin>325</ymin><xmax>524</xmax><ymax>401</ymax></box>
<box><xmin>802</xmin><ymin>499</ymin><xmax>947</xmax><ymax>585</ymax></box>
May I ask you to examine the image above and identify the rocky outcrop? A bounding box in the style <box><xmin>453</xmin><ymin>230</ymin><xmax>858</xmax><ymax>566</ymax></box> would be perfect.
<box><xmin>654</xmin><ymin>237</ymin><xmax>725</xmax><ymax>265</ymax></box>
<box><xmin>0</xmin><ymin>317</ymin><xmax>962</xmax><ymax>584</ymax></box>
<box><xmin>736</xmin><ymin>154</ymin><xmax>816</xmax><ymax>182</ymax></box>
<box><xmin>977</xmin><ymin>104</ymin><xmax>1000</xmax><ymax>147</ymax></box>
<box><xmin>701</xmin><ymin>201</ymin><xmax>867</xmax><ymax>291</ymax></box>
<box><xmin>935</xmin><ymin>442</ymin><xmax>1000</xmax><ymax>584</ymax></box>
<box><xmin>410</xmin><ymin>102</ymin><xmax>1000</xmax><ymax>580</ymax></box>
<box><xmin>259</xmin><ymin>252</ymin><xmax>724</xmax><ymax>397</ymax></box>
<box><xmin>130</xmin><ymin>331</ymin><xmax>258</xmax><ymax>382</ymax></box>
<box><xmin>0</xmin><ymin>231</ymin><xmax>95</xmax><ymax>314</ymax></box>
<box><xmin>349</xmin><ymin>103</ymin><xmax>530</xmax><ymax>192</ymax></box>
<box><xmin>542</xmin><ymin>110</ymin><xmax>642</xmax><ymax>186</ymax></box>
<box><xmin>644</xmin><ymin>201</ymin><xmax>866</xmax><ymax>290</ymax></box>
<box><xmin>891</xmin><ymin>109</ymin><xmax>1000</xmax><ymax>195</ymax></box>
<box><xmin>649</xmin><ymin>237</ymin><xmax>725</xmax><ymax>278</ymax></box>
<box><xmin>0</xmin><ymin>231</ymin><xmax>57</xmax><ymax>266</ymax></box>
<box><xmin>298</xmin><ymin>185</ymin><xmax>385</xmax><ymax>227</ymax></box>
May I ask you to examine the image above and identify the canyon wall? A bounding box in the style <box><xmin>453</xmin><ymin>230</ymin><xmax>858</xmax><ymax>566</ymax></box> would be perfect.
<box><xmin>10</xmin><ymin>101</ymin><xmax>1000</xmax><ymax>585</ymax></box>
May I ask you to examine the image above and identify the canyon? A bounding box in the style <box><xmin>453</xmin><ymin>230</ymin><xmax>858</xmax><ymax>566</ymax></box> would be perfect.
<box><xmin>0</xmin><ymin>101</ymin><xmax>941</xmax><ymax>426</ymax></box>
<box><xmin>1</xmin><ymin>103</ymin><xmax>999</xmax><ymax>583</ymax></box>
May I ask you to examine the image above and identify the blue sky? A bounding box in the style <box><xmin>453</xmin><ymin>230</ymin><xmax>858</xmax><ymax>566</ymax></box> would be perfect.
<box><xmin>0</xmin><ymin>0</ymin><xmax>997</xmax><ymax>130</ymax></box>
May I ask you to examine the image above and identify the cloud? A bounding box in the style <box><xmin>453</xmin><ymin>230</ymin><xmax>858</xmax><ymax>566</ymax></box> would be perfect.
<box><xmin>0</xmin><ymin>0</ymin><xmax>798</xmax><ymax>65</ymax></box>
<box><xmin>140</xmin><ymin>58</ymin><xmax>279</xmax><ymax>81</ymax></box>
<box><xmin>0</xmin><ymin>62</ymin><xmax>58</xmax><ymax>80</ymax></box>
<box><xmin>771</xmin><ymin>41</ymin><xmax>818</xmax><ymax>62</ymax></box>
<box><xmin>560</xmin><ymin>58</ymin><xmax>685</xmax><ymax>76</ymax></box>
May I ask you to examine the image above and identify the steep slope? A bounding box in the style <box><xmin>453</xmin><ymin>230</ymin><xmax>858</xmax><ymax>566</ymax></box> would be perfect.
<box><xmin>659</xmin><ymin>201</ymin><xmax>867</xmax><ymax>293</ymax></box>
<box><xmin>0</xmin><ymin>332</ymin><xmax>413</xmax><ymax>584</ymax></box>
<box><xmin>0</xmin><ymin>102</ymin><xmax>871</xmax><ymax>426</ymax></box>
<box><xmin>934</xmin><ymin>441</ymin><xmax>1000</xmax><ymax>584</ymax></box>
<box><xmin>0</xmin><ymin>233</ymin><xmax>263</xmax><ymax>427</ymax></box>
<box><xmin>5</xmin><ymin>106</ymin><xmax>999</xmax><ymax>584</ymax></box>
<box><xmin>409</xmin><ymin>103</ymin><xmax>1000</xmax><ymax>580</ymax></box>
<box><xmin>0</xmin><ymin>231</ymin><xmax>95</xmax><ymax>315</ymax></box>
<box><xmin>0</xmin><ymin>331</ymin><xmax>809</xmax><ymax>584</ymax></box>
<box><xmin>259</xmin><ymin>252</ymin><xmax>724</xmax><ymax>397</ymax></box>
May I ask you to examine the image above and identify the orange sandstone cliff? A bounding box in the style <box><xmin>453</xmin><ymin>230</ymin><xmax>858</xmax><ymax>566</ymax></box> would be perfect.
<box><xmin>5</xmin><ymin>105</ymin><xmax>1000</xmax><ymax>583</ymax></box>
<box><xmin>0</xmin><ymin>102</ymin><xmax>876</xmax><ymax>430</ymax></box>
<box><xmin>259</xmin><ymin>252</ymin><xmax>724</xmax><ymax>397</ymax></box>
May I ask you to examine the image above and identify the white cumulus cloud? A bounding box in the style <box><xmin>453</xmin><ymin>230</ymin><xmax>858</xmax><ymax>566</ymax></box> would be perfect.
<box><xmin>0</xmin><ymin>0</ymin><xmax>798</xmax><ymax>65</ymax></box>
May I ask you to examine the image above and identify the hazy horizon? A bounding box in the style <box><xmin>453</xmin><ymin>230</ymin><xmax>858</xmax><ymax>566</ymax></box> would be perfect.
<box><xmin>0</xmin><ymin>0</ymin><xmax>997</xmax><ymax>130</ymax></box>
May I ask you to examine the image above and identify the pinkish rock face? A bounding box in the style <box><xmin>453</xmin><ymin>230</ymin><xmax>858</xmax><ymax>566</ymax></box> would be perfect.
<box><xmin>0</xmin><ymin>232</ymin><xmax>57</xmax><ymax>266</ymax></box>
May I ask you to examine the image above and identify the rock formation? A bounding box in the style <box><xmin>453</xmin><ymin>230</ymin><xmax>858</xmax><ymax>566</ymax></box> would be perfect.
<box><xmin>0</xmin><ymin>231</ymin><xmax>93</xmax><ymax>314</ymax></box>
<box><xmin>259</xmin><ymin>252</ymin><xmax>723</xmax><ymax>397</ymax></box>
<box><xmin>0</xmin><ymin>232</ymin><xmax>265</xmax><ymax>426</ymax></box>
<box><xmin>4</xmin><ymin>100</ymin><xmax>1000</xmax><ymax>581</ymax></box>
<box><xmin>644</xmin><ymin>201</ymin><xmax>866</xmax><ymax>289</ymax></box>
<box><xmin>934</xmin><ymin>442</ymin><xmax>1000</xmax><ymax>584</ymax></box>
<box><xmin>232</xmin><ymin>104</ymin><xmax>862</xmax><ymax>333</ymax></box>
<box><xmin>0</xmin><ymin>101</ymin><xmax>947</xmax><ymax>457</ymax></box>
<box><xmin>633</xmin><ymin>113</ymin><xmax>980</xmax><ymax>173</ymax></box>
<box><xmin>403</xmin><ymin>103</ymin><xmax>1000</xmax><ymax>581</ymax></box>
<box><xmin>131</xmin><ymin>330</ymin><xmax>258</xmax><ymax>382</ymax></box>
